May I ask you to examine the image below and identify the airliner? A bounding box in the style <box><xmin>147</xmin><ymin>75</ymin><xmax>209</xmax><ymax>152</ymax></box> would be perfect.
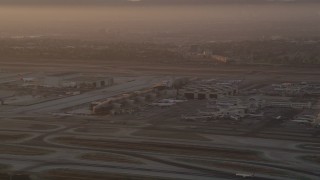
<box><xmin>19</xmin><ymin>74</ymin><xmax>36</xmax><ymax>82</ymax></box>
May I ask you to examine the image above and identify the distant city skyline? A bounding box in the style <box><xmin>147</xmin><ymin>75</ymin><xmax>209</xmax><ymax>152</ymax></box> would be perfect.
<box><xmin>0</xmin><ymin>0</ymin><xmax>319</xmax><ymax>41</ymax></box>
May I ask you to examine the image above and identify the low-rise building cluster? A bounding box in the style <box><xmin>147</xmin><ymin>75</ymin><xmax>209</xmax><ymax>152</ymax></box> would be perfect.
<box><xmin>178</xmin><ymin>81</ymin><xmax>239</xmax><ymax>100</ymax></box>
<box><xmin>266</xmin><ymin>82</ymin><xmax>320</xmax><ymax>96</ymax></box>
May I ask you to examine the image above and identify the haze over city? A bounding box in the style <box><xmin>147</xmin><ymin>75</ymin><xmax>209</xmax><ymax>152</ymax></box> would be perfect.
<box><xmin>0</xmin><ymin>1</ymin><xmax>320</xmax><ymax>180</ymax></box>
<box><xmin>0</xmin><ymin>0</ymin><xmax>320</xmax><ymax>41</ymax></box>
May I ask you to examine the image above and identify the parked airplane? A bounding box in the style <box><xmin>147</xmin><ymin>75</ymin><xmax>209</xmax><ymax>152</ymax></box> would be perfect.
<box><xmin>248</xmin><ymin>113</ymin><xmax>264</xmax><ymax>117</ymax></box>
<box><xmin>275</xmin><ymin>116</ymin><xmax>282</xmax><ymax>120</ymax></box>
<box><xmin>19</xmin><ymin>74</ymin><xmax>36</xmax><ymax>82</ymax></box>
<box><xmin>230</xmin><ymin>115</ymin><xmax>240</xmax><ymax>121</ymax></box>
<box><xmin>236</xmin><ymin>173</ymin><xmax>255</xmax><ymax>178</ymax></box>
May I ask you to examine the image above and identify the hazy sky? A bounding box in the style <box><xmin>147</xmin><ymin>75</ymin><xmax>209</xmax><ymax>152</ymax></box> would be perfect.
<box><xmin>0</xmin><ymin>0</ymin><xmax>318</xmax><ymax>6</ymax></box>
<box><xmin>0</xmin><ymin>0</ymin><xmax>319</xmax><ymax>41</ymax></box>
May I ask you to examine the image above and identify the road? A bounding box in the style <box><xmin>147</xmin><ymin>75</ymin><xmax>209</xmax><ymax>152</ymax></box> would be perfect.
<box><xmin>1</xmin><ymin>76</ymin><xmax>163</xmax><ymax>115</ymax></box>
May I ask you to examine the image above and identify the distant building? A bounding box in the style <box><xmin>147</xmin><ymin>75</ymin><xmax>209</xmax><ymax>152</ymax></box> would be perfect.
<box><xmin>266</xmin><ymin>100</ymin><xmax>312</xmax><ymax>109</ymax></box>
<box><xmin>261</xmin><ymin>95</ymin><xmax>312</xmax><ymax>109</ymax></box>
<box><xmin>178</xmin><ymin>81</ymin><xmax>238</xmax><ymax>100</ymax></box>
<box><xmin>92</xmin><ymin>87</ymin><xmax>162</xmax><ymax>115</ymax></box>
<box><xmin>209</xmin><ymin>95</ymin><xmax>264</xmax><ymax>113</ymax></box>
<box><xmin>189</xmin><ymin>45</ymin><xmax>201</xmax><ymax>54</ymax></box>
<box><xmin>211</xmin><ymin>55</ymin><xmax>229</xmax><ymax>63</ymax></box>
<box><xmin>62</xmin><ymin>77</ymin><xmax>114</xmax><ymax>89</ymax></box>
<box><xmin>204</xmin><ymin>95</ymin><xmax>311</xmax><ymax>119</ymax></box>
<box><xmin>43</xmin><ymin>72</ymin><xmax>113</xmax><ymax>89</ymax></box>
<box><xmin>269</xmin><ymin>82</ymin><xmax>320</xmax><ymax>96</ymax></box>
<box><xmin>43</xmin><ymin>72</ymin><xmax>80</xmax><ymax>87</ymax></box>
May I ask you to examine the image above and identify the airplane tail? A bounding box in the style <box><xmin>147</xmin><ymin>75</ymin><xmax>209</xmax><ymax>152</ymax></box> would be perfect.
<box><xmin>18</xmin><ymin>74</ymin><xmax>23</xmax><ymax>81</ymax></box>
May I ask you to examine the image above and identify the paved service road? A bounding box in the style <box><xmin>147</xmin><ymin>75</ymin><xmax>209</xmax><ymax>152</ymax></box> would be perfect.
<box><xmin>2</xmin><ymin>76</ymin><xmax>164</xmax><ymax>115</ymax></box>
